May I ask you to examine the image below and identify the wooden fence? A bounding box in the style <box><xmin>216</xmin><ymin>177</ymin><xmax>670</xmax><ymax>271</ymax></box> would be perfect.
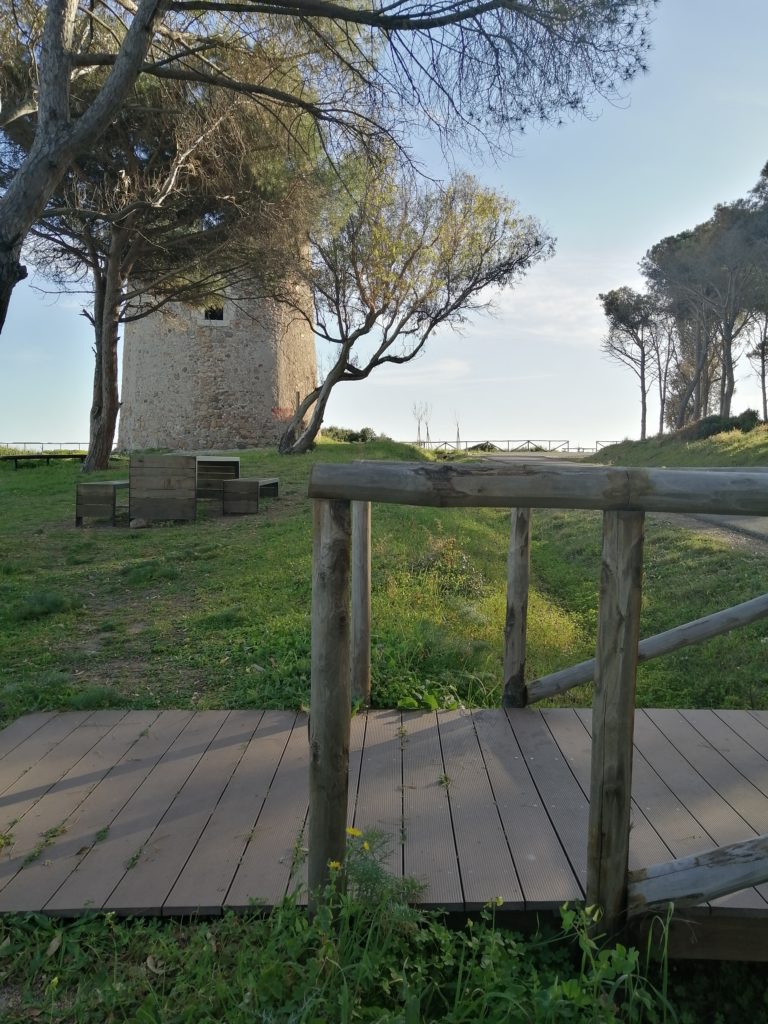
<box><xmin>306</xmin><ymin>460</ymin><xmax>768</xmax><ymax>934</ymax></box>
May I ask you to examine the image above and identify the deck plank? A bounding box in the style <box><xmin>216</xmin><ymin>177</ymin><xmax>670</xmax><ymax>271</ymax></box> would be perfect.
<box><xmin>106</xmin><ymin>711</ymin><xmax>257</xmax><ymax>914</ymax></box>
<box><xmin>508</xmin><ymin>709</ymin><xmax>589</xmax><ymax>888</ymax></box>
<box><xmin>473</xmin><ymin>708</ymin><xmax>581</xmax><ymax>909</ymax></box>
<box><xmin>0</xmin><ymin>711</ymin><xmax>159</xmax><ymax>910</ymax></box>
<box><xmin>401</xmin><ymin>711</ymin><xmax>463</xmax><ymax>908</ymax></box>
<box><xmin>37</xmin><ymin>712</ymin><xmax>196</xmax><ymax>913</ymax></box>
<box><xmin>716</xmin><ymin>710</ymin><xmax>768</xmax><ymax>765</ymax></box>
<box><xmin>352</xmin><ymin>709</ymin><xmax>403</xmax><ymax>879</ymax></box>
<box><xmin>436</xmin><ymin>710</ymin><xmax>523</xmax><ymax>910</ymax></box>
<box><xmin>225</xmin><ymin>712</ymin><xmax>308</xmax><ymax>909</ymax></box>
<box><xmin>165</xmin><ymin>710</ymin><xmax>298</xmax><ymax>915</ymax></box>
<box><xmin>0</xmin><ymin>712</ymin><xmax>58</xmax><ymax>760</ymax></box>
<box><xmin>0</xmin><ymin>712</ymin><xmax>125</xmax><ymax>835</ymax></box>
<box><xmin>45</xmin><ymin>711</ymin><xmax>219</xmax><ymax>914</ymax></box>
<box><xmin>543</xmin><ymin>708</ymin><xmax>673</xmax><ymax>870</ymax></box>
<box><xmin>0</xmin><ymin>712</ymin><xmax>94</xmax><ymax>807</ymax></box>
<box><xmin>681</xmin><ymin>710</ymin><xmax>768</xmax><ymax>800</ymax></box>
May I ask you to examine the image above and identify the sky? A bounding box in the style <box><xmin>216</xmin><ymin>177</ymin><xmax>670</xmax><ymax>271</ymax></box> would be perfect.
<box><xmin>2</xmin><ymin>0</ymin><xmax>768</xmax><ymax>450</ymax></box>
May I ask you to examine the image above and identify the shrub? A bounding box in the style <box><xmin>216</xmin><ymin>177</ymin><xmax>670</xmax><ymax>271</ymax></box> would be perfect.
<box><xmin>675</xmin><ymin>409</ymin><xmax>762</xmax><ymax>441</ymax></box>
<box><xmin>322</xmin><ymin>425</ymin><xmax>381</xmax><ymax>443</ymax></box>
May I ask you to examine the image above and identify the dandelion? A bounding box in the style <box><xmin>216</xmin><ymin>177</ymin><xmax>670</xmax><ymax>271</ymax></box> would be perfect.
<box><xmin>362</xmin><ymin>841</ymin><xmax>370</xmax><ymax>852</ymax></box>
<box><xmin>328</xmin><ymin>860</ymin><xmax>341</xmax><ymax>870</ymax></box>
<box><xmin>346</xmin><ymin>826</ymin><xmax>363</xmax><ymax>838</ymax></box>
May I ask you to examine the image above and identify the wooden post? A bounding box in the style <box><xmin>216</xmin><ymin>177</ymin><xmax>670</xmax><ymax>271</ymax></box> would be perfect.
<box><xmin>308</xmin><ymin>498</ymin><xmax>352</xmax><ymax>909</ymax></box>
<box><xmin>587</xmin><ymin>509</ymin><xmax>645</xmax><ymax>937</ymax></box>
<box><xmin>351</xmin><ymin>500</ymin><xmax>372</xmax><ymax>704</ymax></box>
<box><xmin>502</xmin><ymin>508</ymin><xmax>531</xmax><ymax>707</ymax></box>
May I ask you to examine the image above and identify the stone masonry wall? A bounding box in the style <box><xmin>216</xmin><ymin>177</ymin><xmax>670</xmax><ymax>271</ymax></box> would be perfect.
<box><xmin>117</xmin><ymin>292</ymin><xmax>316</xmax><ymax>450</ymax></box>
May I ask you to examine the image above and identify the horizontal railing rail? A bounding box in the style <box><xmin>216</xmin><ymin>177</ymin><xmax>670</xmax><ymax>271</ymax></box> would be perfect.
<box><xmin>0</xmin><ymin>441</ymin><xmax>88</xmax><ymax>451</ymax></box>
<box><xmin>307</xmin><ymin>459</ymin><xmax>768</xmax><ymax>935</ymax></box>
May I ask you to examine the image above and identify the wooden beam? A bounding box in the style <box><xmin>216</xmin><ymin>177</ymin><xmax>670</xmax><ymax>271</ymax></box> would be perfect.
<box><xmin>308</xmin><ymin>498</ymin><xmax>352</xmax><ymax>909</ymax></box>
<box><xmin>628</xmin><ymin>834</ymin><xmax>768</xmax><ymax>915</ymax></box>
<box><xmin>587</xmin><ymin>510</ymin><xmax>645</xmax><ymax>937</ymax></box>
<box><xmin>308</xmin><ymin>460</ymin><xmax>768</xmax><ymax>515</ymax></box>
<box><xmin>351</xmin><ymin>501</ymin><xmax>372</xmax><ymax>705</ymax></box>
<box><xmin>502</xmin><ymin>508</ymin><xmax>531</xmax><ymax>708</ymax></box>
<box><xmin>527</xmin><ymin>593</ymin><xmax>768</xmax><ymax>704</ymax></box>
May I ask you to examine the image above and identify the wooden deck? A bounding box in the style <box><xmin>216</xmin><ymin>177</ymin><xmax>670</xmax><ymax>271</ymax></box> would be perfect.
<box><xmin>1</xmin><ymin>707</ymin><xmax>768</xmax><ymax>958</ymax></box>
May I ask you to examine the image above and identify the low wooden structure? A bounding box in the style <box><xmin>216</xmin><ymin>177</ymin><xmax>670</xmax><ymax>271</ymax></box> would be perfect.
<box><xmin>2</xmin><ymin>452</ymin><xmax>86</xmax><ymax>469</ymax></box>
<box><xmin>1</xmin><ymin>706</ymin><xmax>767</xmax><ymax>959</ymax></box>
<box><xmin>307</xmin><ymin>460</ymin><xmax>768</xmax><ymax>940</ymax></box>
<box><xmin>194</xmin><ymin>455</ymin><xmax>240</xmax><ymax>498</ymax></box>
<box><xmin>223</xmin><ymin>477</ymin><xmax>279</xmax><ymax>516</ymax></box>
<box><xmin>129</xmin><ymin>455</ymin><xmax>197</xmax><ymax>523</ymax></box>
<box><xmin>75</xmin><ymin>480</ymin><xmax>129</xmax><ymax>527</ymax></box>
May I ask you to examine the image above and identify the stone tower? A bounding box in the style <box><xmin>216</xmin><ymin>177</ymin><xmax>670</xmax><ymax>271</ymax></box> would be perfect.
<box><xmin>117</xmin><ymin>291</ymin><xmax>316</xmax><ymax>450</ymax></box>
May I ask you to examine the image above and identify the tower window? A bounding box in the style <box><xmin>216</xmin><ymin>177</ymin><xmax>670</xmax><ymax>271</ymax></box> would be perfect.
<box><xmin>204</xmin><ymin>305</ymin><xmax>224</xmax><ymax>321</ymax></box>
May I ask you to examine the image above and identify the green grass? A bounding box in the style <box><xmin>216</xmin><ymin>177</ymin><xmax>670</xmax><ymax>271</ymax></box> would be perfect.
<box><xmin>0</xmin><ymin>844</ymin><xmax>682</xmax><ymax>1024</ymax></box>
<box><xmin>592</xmin><ymin>425</ymin><xmax>768</xmax><ymax>467</ymax></box>
<box><xmin>1</xmin><ymin>436</ymin><xmax>768</xmax><ymax>721</ymax></box>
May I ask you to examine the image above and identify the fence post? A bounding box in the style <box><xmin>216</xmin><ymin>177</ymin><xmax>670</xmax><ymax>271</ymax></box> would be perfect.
<box><xmin>308</xmin><ymin>498</ymin><xmax>352</xmax><ymax>909</ymax></box>
<box><xmin>502</xmin><ymin>507</ymin><xmax>531</xmax><ymax>707</ymax></box>
<box><xmin>587</xmin><ymin>509</ymin><xmax>645</xmax><ymax>937</ymax></box>
<box><xmin>351</xmin><ymin>500</ymin><xmax>372</xmax><ymax>704</ymax></box>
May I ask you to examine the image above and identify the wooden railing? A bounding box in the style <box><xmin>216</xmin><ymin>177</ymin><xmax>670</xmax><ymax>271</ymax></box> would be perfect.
<box><xmin>307</xmin><ymin>460</ymin><xmax>768</xmax><ymax>933</ymax></box>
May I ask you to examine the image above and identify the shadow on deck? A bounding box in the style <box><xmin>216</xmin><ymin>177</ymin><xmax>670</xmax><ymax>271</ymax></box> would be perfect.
<box><xmin>1</xmin><ymin>708</ymin><xmax>767</xmax><ymax>961</ymax></box>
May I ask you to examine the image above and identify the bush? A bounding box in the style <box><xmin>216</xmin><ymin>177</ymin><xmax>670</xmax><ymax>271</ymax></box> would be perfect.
<box><xmin>322</xmin><ymin>425</ymin><xmax>381</xmax><ymax>443</ymax></box>
<box><xmin>675</xmin><ymin>409</ymin><xmax>762</xmax><ymax>441</ymax></box>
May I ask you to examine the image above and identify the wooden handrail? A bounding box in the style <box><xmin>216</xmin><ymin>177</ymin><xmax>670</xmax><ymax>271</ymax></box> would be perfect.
<box><xmin>628</xmin><ymin>834</ymin><xmax>768</xmax><ymax>915</ymax></box>
<box><xmin>308</xmin><ymin>460</ymin><xmax>768</xmax><ymax>933</ymax></box>
<box><xmin>309</xmin><ymin>461</ymin><xmax>768</xmax><ymax>515</ymax></box>
<box><xmin>526</xmin><ymin>593</ymin><xmax>768</xmax><ymax>704</ymax></box>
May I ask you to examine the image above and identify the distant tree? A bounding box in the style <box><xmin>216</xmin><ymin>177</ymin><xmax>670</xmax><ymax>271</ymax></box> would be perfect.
<box><xmin>0</xmin><ymin>0</ymin><xmax>656</xmax><ymax>333</ymax></box>
<box><xmin>747</xmin><ymin>314</ymin><xmax>768</xmax><ymax>421</ymax></box>
<box><xmin>642</xmin><ymin>203</ymin><xmax>768</xmax><ymax>420</ymax></box>
<box><xmin>599</xmin><ymin>286</ymin><xmax>658</xmax><ymax>439</ymax></box>
<box><xmin>276</xmin><ymin>171</ymin><xmax>554</xmax><ymax>453</ymax></box>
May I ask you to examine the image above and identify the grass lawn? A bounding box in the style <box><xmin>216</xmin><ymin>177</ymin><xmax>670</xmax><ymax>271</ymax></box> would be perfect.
<box><xmin>2</xmin><ymin>438</ymin><xmax>767</xmax><ymax>723</ymax></box>
<box><xmin>2</xmin><ymin>435</ymin><xmax>768</xmax><ymax>1021</ymax></box>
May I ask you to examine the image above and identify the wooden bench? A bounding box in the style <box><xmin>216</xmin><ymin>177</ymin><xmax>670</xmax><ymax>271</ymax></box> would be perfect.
<box><xmin>195</xmin><ymin>456</ymin><xmax>240</xmax><ymax>498</ymax></box>
<box><xmin>4</xmin><ymin>453</ymin><xmax>86</xmax><ymax>470</ymax></box>
<box><xmin>75</xmin><ymin>480</ymin><xmax>128</xmax><ymax>526</ymax></box>
<box><xmin>222</xmin><ymin>477</ymin><xmax>279</xmax><ymax>515</ymax></box>
<box><xmin>129</xmin><ymin>455</ymin><xmax>197</xmax><ymax>523</ymax></box>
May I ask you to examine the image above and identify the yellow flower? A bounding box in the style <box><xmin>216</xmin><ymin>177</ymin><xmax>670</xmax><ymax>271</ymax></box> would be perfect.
<box><xmin>346</xmin><ymin>827</ymin><xmax>363</xmax><ymax>838</ymax></box>
<box><xmin>362</xmin><ymin>841</ymin><xmax>370</xmax><ymax>852</ymax></box>
<box><xmin>328</xmin><ymin>860</ymin><xmax>341</xmax><ymax>870</ymax></box>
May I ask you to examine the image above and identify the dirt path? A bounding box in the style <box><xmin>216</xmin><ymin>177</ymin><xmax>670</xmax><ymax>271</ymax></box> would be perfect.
<box><xmin>651</xmin><ymin>511</ymin><xmax>768</xmax><ymax>554</ymax></box>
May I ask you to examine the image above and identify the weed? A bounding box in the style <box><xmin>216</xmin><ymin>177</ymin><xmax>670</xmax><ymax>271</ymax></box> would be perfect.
<box><xmin>125</xmin><ymin>848</ymin><xmax>142</xmax><ymax>870</ymax></box>
<box><xmin>7</xmin><ymin>591</ymin><xmax>74</xmax><ymax>623</ymax></box>
<box><xmin>24</xmin><ymin>823</ymin><xmax>67</xmax><ymax>865</ymax></box>
<box><xmin>0</xmin><ymin>844</ymin><xmax>685</xmax><ymax>1023</ymax></box>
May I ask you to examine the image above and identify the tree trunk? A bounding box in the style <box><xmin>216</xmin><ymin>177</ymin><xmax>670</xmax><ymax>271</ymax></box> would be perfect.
<box><xmin>280</xmin><ymin>383</ymin><xmax>337</xmax><ymax>454</ymax></box>
<box><xmin>721</xmin><ymin>331</ymin><xmax>736</xmax><ymax>418</ymax></box>
<box><xmin>0</xmin><ymin>244</ymin><xmax>28</xmax><ymax>334</ymax></box>
<box><xmin>639</xmin><ymin>350</ymin><xmax>647</xmax><ymax>441</ymax></box>
<box><xmin>675</xmin><ymin>323</ymin><xmax>710</xmax><ymax>429</ymax></box>
<box><xmin>279</xmin><ymin>353</ymin><xmax>350</xmax><ymax>454</ymax></box>
<box><xmin>82</xmin><ymin>254</ymin><xmax>124</xmax><ymax>472</ymax></box>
